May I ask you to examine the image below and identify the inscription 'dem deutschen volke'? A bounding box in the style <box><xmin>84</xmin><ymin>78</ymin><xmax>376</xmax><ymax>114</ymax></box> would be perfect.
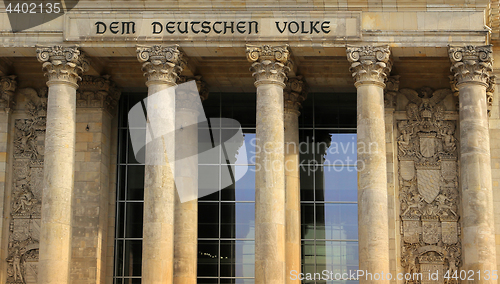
<box><xmin>94</xmin><ymin>20</ymin><xmax>333</xmax><ymax>35</ymax></box>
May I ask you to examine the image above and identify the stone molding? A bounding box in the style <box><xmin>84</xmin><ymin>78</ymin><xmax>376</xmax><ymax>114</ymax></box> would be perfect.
<box><xmin>36</xmin><ymin>46</ymin><xmax>89</xmax><ymax>88</ymax></box>
<box><xmin>284</xmin><ymin>76</ymin><xmax>307</xmax><ymax>115</ymax></box>
<box><xmin>77</xmin><ymin>75</ymin><xmax>121</xmax><ymax>114</ymax></box>
<box><xmin>346</xmin><ymin>45</ymin><xmax>392</xmax><ymax>88</ymax></box>
<box><xmin>137</xmin><ymin>45</ymin><xmax>185</xmax><ymax>86</ymax></box>
<box><xmin>246</xmin><ymin>44</ymin><xmax>292</xmax><ymax>88</ymax></box>
<box><xmin>0</xmin><ymin>75</ymin><xmax>17</xmax><ymax>109</ymax></box>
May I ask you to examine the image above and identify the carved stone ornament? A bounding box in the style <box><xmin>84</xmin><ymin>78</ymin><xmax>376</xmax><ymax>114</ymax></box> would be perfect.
<box><xmin>385</xmin><ymin>75</ymin><xmax>400</xmax><ymax>108</ymax></box>
<box><xmin>178</xmin><ymin>75</ymin><xmax>209</xmax><ymax>102</ymax></box>
<box><xmin>36</xmin><ymin>46</ymin><xmax>89</xmax><ymax>87</ymax></box>
<box><xmin>0</xmin><ymin>75</ymin><xmax>17</xmax><ymax>109</ymax></box>
<box><xmin>397</xmin><ymin>87</ymin><xmax>461</xmax><ymax>284</ymax></box>
<box><xmin>284</xmin><ymin>76</ymin><xmax>307</xmax><ymax>115</ymax></box>
<box><xmin>449</xmin><ymin>45</ymin><xmax>494</xmax><ymax>87</ymax></box>
<box><xmin>246</xmin><ymin>44</ymin><xmax>292</xmax><ymax>87</ymax></box>
<box><xmin>346</xmin><ymin>45</ymin><xmax>392</xmax><ymax>87</ymax></box>
<box><xmin>77</xmin><ymin>75</ymin><xmax>121</xmax><ymax>114</ymax></box>
<box><xmin>7</xmin><ymin>87</ymin><xmax>47</xmax><ymax>284</ymax></box>
<box><xmin>137</xmin><ymin>45</ymin><xmax>185</xmax><ymax>85</ymax></box>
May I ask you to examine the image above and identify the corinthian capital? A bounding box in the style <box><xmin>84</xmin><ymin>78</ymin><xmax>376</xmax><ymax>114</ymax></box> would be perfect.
<box><xmin>178</xmin><ymin>75</ymin><xmax>209</xmax><ymax>101</ymax></box>
<box><xmin>36</xmin><ymin>46</ymin><xmax>89</xmax><ymax>87</ymax></box>
<box><xmin>0</xmin><ymin>75</ymin><xmax>16</xmax><ymax>109</ymax></box>
<box><xmin>246</xmin><ymin>44</ymin><xmax>292</xmax><ymax>87</ymax></box>
<box><xmin>449</xmin><ymin>45</ymin><xmax>493</xmax><ymax>87</ymax></box>
<box><xmin>284</xmin><ymin>76</ymin><xmax>307</xmax><ymax>115</ymax></box>
<box><xmin>77</xmin><ymin>75</ymin><xmax>121</xmax><ymax>114</ymax></box>
<box><xmin>137</xmin><ymin>45</ymin><xmax>185</xmax><ymax>86</ymax></box>
<box><xmin>346</xmin><ymin>45</ymin><xmax>392</xmax><ymax>87</ymax></box>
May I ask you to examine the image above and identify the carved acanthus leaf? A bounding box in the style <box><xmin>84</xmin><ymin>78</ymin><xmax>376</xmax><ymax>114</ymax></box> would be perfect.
<box><xmin>284</xmin><ymin>76</ymin><xmax>307</xmax><ymax>114</ymax></box>
<box><xmin>77</xmin><ymin>75</ymin><xmax>121</xmax><ymax>114</ymax></box>
<box><xmin>36</xmin><ymin>46</ymin><xmax>89</xmax><ymax>85</ymax></box>
<box><xmin>246</xmin><ymin>44</ymin><xmax>292</xmax><ymax>87</ymax></box>
<box><xmin>178</xmin><ymin>75</ymin><xmax>209</xmax><ymax>102</ymax></box>
<box><xmin>346</xmin><ymin>45</ymin><xmax>392</xmax><ymax>87</ymax></box>
<box><xmin>137</xmin><ymin>45</ymin><xmax>185</xmax><ymax>85</ymax></box>
<box><xmin>449</xmin><ymin>45</ymin><xmax>493</xmax><ymax>87</ymax></box>
<box><xmin>0</xmin><ymin>75</ymin><xmax>17</xmax><ymax>109</ymax></box>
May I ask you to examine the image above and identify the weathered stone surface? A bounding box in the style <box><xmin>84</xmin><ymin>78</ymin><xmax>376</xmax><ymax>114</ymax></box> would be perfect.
<box><xmin>247</xmin><ymin>44</ymin><xmax>291</xmax><ymax>284</ymax></box>
<box><xmin>347</xmin><ymin>45</ymin><xmax>391</xmax><ymax>284</ymax></box>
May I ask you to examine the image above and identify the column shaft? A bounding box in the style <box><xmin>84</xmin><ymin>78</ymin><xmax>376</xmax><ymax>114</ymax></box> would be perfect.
<box><xmin>174</xmin><ymin>82</ymin><xmax>203</xmax><ymax>284</ymax></box>
<box><xmin>449</xmin><ymin>45</ymin><xmax>498</xmax><ymax>281</ymax></box>
<box><xmin>284</xmin><ymin>78</ymin><xmax>306</xmax><ymax>283</ymax></box>
<box><xmin>347</xmin><ymin>45</ymin><xmax>391</xmax><ymax>284</ymax></box>
<box><xmin>36</xmin><ymin>46</ymin><xmax>87</xmax><ymax>284</ymax></box>
<box><xmin>137</xmin><ymin>45</ymin><xmax>184</xmax><ymax>284</ymax></box>
<box><xmin>247</xmin><ymin>44</ymin><xmax>291</xmax><ymax>284</ymax></box>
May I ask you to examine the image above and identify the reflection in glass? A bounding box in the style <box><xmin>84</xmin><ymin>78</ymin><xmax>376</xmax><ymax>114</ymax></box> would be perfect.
<box><xmin>220</xmin><ymin>240</ymin><xmax>255</xmax><ymax>277</ymax></box>
<box><xmin>315</xmin><ymin>167</ymin><xmax>357</xmax><ymax>202</ymax></box>
<box><xmin>221</xmin><ymin>166</ymin><xmax>255</xmax><ymax>201</ymax></box>
<box><xmin>198</xmin><ymin>241</ymin><xmax>219</xmax><ymax>277</ymax></box>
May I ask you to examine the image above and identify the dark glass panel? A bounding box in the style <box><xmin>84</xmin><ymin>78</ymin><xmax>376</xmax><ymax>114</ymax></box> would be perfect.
<box><xmin>114</xmin><ymin>240</ymin><xmax>124</xmax><ymax>276</ymax></box>
<box><xmin>198</xmin><ymin>202</ymin><xmax>219</xmax><ymax>238</ymax></box>
<box><xmin>198</xmin><ymin>241</ymin><xmax>219</xmax><ymax>277</ymax></box>
<box><xmin>117</xmin><ymin>165</ymin><xmax>126</xmax><ymax>201</ymax></box>
<box><xmin>220</xmin><ymin>240</ymin><xmax>255</xmax><ymax>278</ymax></box>
<box><xmin>125</xmin><ymin>203</ymin><xmax>143</xmax><ymax>238</ymax></box>
<box><xmin>116</xmin><ymin>202</ymin><xmax>125</xmax><ymax>238</ymax></box>
<box><xmin>126</xmin><ymin>165</ymin><xmax>144</xmax><ymax>200</ymax></box>
<box><xmin>301</xmin><ymin>204</ymin><xmax>315</xmax><ymax>239</ymax></box>
<box><xmin>300</xmin><ymin>165</ymin><xmax>315</xmax><ymax>202</ymax></box>
<box><xmin>197</xmin><ymin>279</ymin><xmax>219</xmax><ymax>284</ymax></box>
<box><xmin>123</xmin><ymin>240</ymin><xmax>142</xmax><ymax>276</ymax></box>
<box><xmin>221</xmin><ymin>203</ymin><xmax>255</xmax><ymax>239</ymax></box>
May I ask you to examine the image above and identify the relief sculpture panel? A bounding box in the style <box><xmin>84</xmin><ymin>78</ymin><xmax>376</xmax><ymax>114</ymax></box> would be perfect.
<box><xmin>397</xmin><ymin>87</ymin><xmax>460</xmax><ymax>284</ymax></box>
<box><xmin>7</xmin><ymin>88</ymin><xmax>47</xmax><ymax>284</ymax></box>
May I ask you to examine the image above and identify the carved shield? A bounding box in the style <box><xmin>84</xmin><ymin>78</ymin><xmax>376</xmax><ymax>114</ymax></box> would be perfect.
<box><xmin>417</xmin><ymin>170</ymin><xmax>441</xmax><ymax>203</ymax></box>
<box><xmin>400</xmin><ymin>160</ymin><xmax>415</xmax><ymax>181</ymax></box>
<box><xmin>441</xmin><ymin>160</ymin><xmax>457</xmax><ymax>181</ymax></box>
<box><xmin>403</xmin><ymin>220</ymin><xmax>420</xmax><ymax>244</ymax></box>
<box><xmin>422</xmin><ymin>220</ymin><xmax>441</xmax><ymax>244</ymax></box>
<box><xmin>442</xmin><ymin>221</ymin><xmax>458</xmax><ymax>244</ymax></box>
<box><xmin>420</xmin><ymin>136</ymin><xmax>436</xmax><ymax>157</ymax></box>
<box><xmin>421</xmin><ymin>263</ymin><xmax>444</xmax><ymax>284</ymax></box>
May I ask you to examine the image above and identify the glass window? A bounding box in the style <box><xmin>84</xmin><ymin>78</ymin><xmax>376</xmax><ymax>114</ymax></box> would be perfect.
<box><xmin>114</xmin><ymin>92</ymin><xmax>358</xmax><ymax>284</ymax></box>
<box><xmin>299</xmin><ymin>93</ymin><xmax>359</xmax><ymax>284</ymax></box>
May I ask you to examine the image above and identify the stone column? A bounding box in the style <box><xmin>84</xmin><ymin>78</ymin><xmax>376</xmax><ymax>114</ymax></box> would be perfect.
<box><xmin>246</xmin><ymin>44</ymin><xmax>291</xmax><ymax>284</ymax></box>
<box><xmin>449</xmin><ymin>45</ymin><xmax>498</xmax><ymax>278</ymax></box>
<box><xmin>283</xmin><ymin>77</ymin><xmax>306</xmax><ymax>283</ymax></box>
<box><xmin>36</xmin><ymin>46</ymin><xmax>88</xmax><ymax>284</ymax></box>
<box><xmin>346</xmin><ymin>45</ymin><xmax>391</xmax><ymax>284</ymax></box>
<box><xmin>173</xmin><ymin>76</ymin><xmax>208</xmax><ymax>284</ymax></box>
<box><xmin>136</xmin><ymin>45</ymin><xmax>184</xmax><ymax>284</ymax></box>
<box><xmin>0</xmin><ymin>75</ymin><xmax>15</xmax><ymax>281</ymax></box>
<box><xmin>71</xmin><ymin>75</ymin><xmax>120</xmax><ymax>283</ymax></box>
